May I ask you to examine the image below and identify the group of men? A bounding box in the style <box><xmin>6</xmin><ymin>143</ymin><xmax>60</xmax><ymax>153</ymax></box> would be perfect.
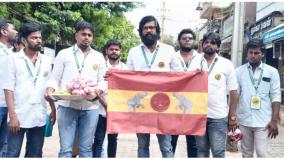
<box><xmin>0</xmin><ymin>14</ymin><xmax>281</xmax><ymax>158</ymax></box>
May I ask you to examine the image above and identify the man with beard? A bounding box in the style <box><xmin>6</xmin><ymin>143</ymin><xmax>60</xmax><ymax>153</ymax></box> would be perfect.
<box><xmin>45</xmin><ymin>21</ymin><xmax>107</xmax><ymax>157</ymax></box>
<box><xmin>236</xmin><ymin>39</ymin><xmax>280</xmax><ymax>157</ymax></box>
<box><xmin>195</xmin><ymin>32</ymin><xmax>238</xmax><ymax>157</ymax></box>
<box><xmin>0</xmin><ymin>19</ymin><xmax>18</xmax><ymax>157</ymax></box>
<box><xmin>127</xmin><ymin>15</ymin><xmax>182</xmax><ymax>158</ymax></box>
<box><xmin>171</xmin><ymin>28</ymin><xmax>206</xmax><ymax>157</ymax></box>
<box><xmin>93</xmin><ymin>39</ymin><xmax>127</xmax><ymax>158</ymax></box>
<box><xmin>3</xmin><ymin>22</ymin><xmax>55</xmax><ymax>157</ymax></box>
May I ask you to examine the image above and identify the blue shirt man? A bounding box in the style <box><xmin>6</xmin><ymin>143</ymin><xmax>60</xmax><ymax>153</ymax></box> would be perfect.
<box><xmin>236</xmin><ymin>38</ymin><xmax>281</xmax><ymax>157</ymax></box>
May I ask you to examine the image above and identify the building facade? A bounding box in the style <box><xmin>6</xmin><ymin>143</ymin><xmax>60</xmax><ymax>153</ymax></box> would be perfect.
<box><xmin>250</xmin><ymin>2</ymin><xmax>284</xmax><ymax>103</ymax></box>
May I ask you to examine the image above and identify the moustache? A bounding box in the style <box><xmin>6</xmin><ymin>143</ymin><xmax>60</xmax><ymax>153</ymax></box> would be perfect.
<box><xmin>109</xmin><ymin>53</ymin><xmax>119</xmax><ymax>57</ymax></box>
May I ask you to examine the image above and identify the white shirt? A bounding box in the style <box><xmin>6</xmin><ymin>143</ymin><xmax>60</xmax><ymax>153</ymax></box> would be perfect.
<box><xmin>177</xmin><ymin>50</ymin><xmax>207</xmax><ymax>71</ymax></box>
<box><xmin>97</xmin><ymin>60</ymin><xmax>128</xmax><ymax>117</ymax></box>
<box><xmin>3</xmin><ymin>50</ymin><xmax>52</xmax><ymax>128</ymax></box>
<box><xmin>43</xmin><ymin>47</ymin><xmax>55</xmax><ymax>63</ymax></box>
<box><xmin>236</xmin><ymin>63</ymin><xmax>281</xmax><ymax>127</ymax></box>
<box><xmin>204</xmin><ymin>54</ymin><xmax>238</xmax><ymax>119</ymax></box>
<box><xmin>46</xmin><ymin>45</ymin><xmax>107</xmax><ymax>110</ymax></box>
<box><xmin>127</xmin><ymin>42</ymin><xmax>183</xmax><ymax>72</ymax></box>
<box><xmin>107</xmin><ymin>60</ymin><xmax>128</xmax><ymax>70</ymax></box>
<box><xmin>0</xmin><ymin>42</ymin><xmax>12</xmax><ymax>107</ymax></box>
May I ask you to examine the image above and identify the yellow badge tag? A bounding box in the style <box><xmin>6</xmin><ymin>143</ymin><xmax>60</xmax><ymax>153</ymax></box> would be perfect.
<box><xmin>215</xmin><ymin>73</ymin><xmax>221</xmax><ymax>80</ymax></box>
<box><xmin>250</xmin><ymin>96</ymin><xmax>261</xmax><ymax>109</ymax></box>
<box><xmin>93</xmin><ymin>64</ymin><xmax>98</xmax><ymax>70</ymax></box>
<box><xmin>158</xmin><ymin>61</ymin><xmax>165</xmax><ymax>68</ymax></box>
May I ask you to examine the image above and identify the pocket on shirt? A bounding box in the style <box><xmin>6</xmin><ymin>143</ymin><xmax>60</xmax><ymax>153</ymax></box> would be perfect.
<box><xmin>258</xmin><ymin>81</ymin><xmax>270</xmax><ymax>97</ymax></box>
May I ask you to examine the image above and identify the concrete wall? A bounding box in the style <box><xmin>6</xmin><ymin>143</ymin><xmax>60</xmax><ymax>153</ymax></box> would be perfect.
<box><xmin>256</xmin><ymin>2</ymin><xmax>284</xmax><ymax>21</ymax></box>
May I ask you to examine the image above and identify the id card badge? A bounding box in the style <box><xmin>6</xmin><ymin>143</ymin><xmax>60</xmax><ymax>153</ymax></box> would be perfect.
<box><xmin>250</xmin><ymin>96</ymin><xmax>261</xmax><ymax>110</ymax></box>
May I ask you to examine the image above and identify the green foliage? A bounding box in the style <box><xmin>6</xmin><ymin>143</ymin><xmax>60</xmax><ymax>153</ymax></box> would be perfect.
<box><xmin>162</xmin><ymin>34</ymin><xmax>176</xmax><ymax>47</ymax></box>
<box><xmin>0</xmin><ymin>2</ymin><xmax>141</xmax><ymax>59</ymax></box>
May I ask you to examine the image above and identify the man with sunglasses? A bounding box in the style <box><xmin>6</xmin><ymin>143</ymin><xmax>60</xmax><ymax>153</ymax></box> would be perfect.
<box><xmin>171</xmin><ymin>28</ymin><xmax>206</xmax><ymax>157</ymax></box>
<box><xmin>236</xmin><ymin>38</ymin><xmax>280</xmax><ymax>157</ymax></box>
<box><xmin>195</xmin><ymin>32</ymin><xmax>238</xmax><ymax>158</ymax></box>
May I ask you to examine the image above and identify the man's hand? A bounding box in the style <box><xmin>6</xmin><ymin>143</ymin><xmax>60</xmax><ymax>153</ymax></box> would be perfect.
<box><xmin>195</xmin><ymin>67</ymin><xmax>205</xmax><ymax>72</ymax></box>
<box><xmin>49</xmin><ymin>110</ymin><xmax>56</xmax><ymax>126</ymax></box>
<box><xmin>48</xmin><ymin>100</ymin><xmax>56</xmax><ymax>126</ymax></box>
<box><xmin>228</xmin><ymin>118</ymin><xmax>238</xmax><ymax>132</ymax></box>
<box><xmin>104</xmin><ymin>70</ymin><xmax>111</xmax><ymax>81</ymax></box>
<box><xmin>45</xmin><ymin>87</ymin><xmax>55</xmax><ymax>102</ymax></box>
<box><xmin>86</xmin><ymin>89</ymin><xmax>102</xmax><ymax>101</ymax></box>
<box><xmin>266</xmin><ymin>120</ymin><xmax>278</xmax><ymax>139</ymax></box>
<box><xmin>8</xmin><ymin>114</ymin><xmax>20</xmax><ymax>134</ymax></box>
<box><xmin>96</xmin><ymin>90</ymin><xmax>107</xmax><ymax>109</ymax></box>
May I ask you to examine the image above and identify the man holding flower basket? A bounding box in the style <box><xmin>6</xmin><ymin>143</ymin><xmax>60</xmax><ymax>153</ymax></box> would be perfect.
<box><xmin>45</xmin><ymin>21</ymin><xmax>107</xmax><ymax>158</ymax></box>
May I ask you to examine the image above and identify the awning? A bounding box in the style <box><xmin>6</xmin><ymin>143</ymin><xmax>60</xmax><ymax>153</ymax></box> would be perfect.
<box><xmin>262</xmin><ymin>23</ymin><xmax>284</xmax><ymax>44</ymax></box>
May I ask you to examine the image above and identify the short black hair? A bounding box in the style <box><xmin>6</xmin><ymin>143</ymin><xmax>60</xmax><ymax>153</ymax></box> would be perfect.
<box><xmin>0</xmin><ymin>19</ymin><xmax>12</xmax><ymax>37</ymax></box>
<box><xmin>138</xmin><ymin>15</ymin><xmax>160</xmax><ymax>39</ymax></box>
<box><xmin>246</xmin><ymin>38</ymin><xmax>265</xmax><ymax>54</ymax></box>
<box><xmin>201</xmin><ymin>32</ymin><xmax>221</xmax><ymax>47</ymax></box>
<box><xmin>19</xmin><ymin>22</ymin><xmax>41</xmax><ymax>39</ymax></box>
<box><xmin>177</xmin><ymin>28</ymin><xmax>196</xmax><ymax>41</ymax></box>
<box><xmin>105</xmin><ymin>39</ymin><xmax>122</xmax><ymax>50</ymax></box>
<box><xmin>75</xmin><ymin>21</ymin><xmax>95</xmax><ymax>34</ymax></box>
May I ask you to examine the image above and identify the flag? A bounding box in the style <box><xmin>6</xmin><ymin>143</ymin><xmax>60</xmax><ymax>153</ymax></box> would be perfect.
<box><xmin>107</xmin><ymin>70</ymin><xmax>208</xmax><ymax>136</ymax></box>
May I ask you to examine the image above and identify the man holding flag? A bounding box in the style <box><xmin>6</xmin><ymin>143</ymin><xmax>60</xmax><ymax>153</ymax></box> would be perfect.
<box><xmin>126</xmin><ymin>15</ymin><xmax>183</xmax><ymax>158</ymax></box>
<box><xmin>106</xmin><ymin>16</ymin><xmax>209</xmax><ymax>158</ymax></box>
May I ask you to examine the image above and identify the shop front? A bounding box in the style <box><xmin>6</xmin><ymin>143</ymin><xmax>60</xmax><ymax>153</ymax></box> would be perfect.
<box><xmin>262</xmin><ymin>23</ymin><xmax>284</xmax><ymax>104</ymax></box>
<box><xmin>249</xmin><ymin>11</ymin><xmax>284</xmax><ymax>104</ymax></box>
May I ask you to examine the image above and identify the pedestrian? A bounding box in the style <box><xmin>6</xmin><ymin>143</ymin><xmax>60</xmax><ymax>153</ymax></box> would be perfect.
<box><xmin>126</xmin><ymin>15</ymin><xmax>183</xmax><ymax>158</ymax></box>
<box><xmin>3</xmin><ymin>22</ymin><xmax>55</xmax><ymax>157</ymax></box>
<box><xmin>195</xmin><ymin>32</ymin><xmax>238</xmax><ymax>158</ymax></box>
<box><xmin>93</xmin><ymin>39</ymin><xmax>128</xmax><ymax>158</ymax></box>
<box><xmin>171</xmin><ymin>28</ymin><xmax>206</xmax><ymax>157</ymax></box>
<box><xmin>236</xmin><ymin>38</ymin><xmax>281</xmax><ymax>157</ymax></box>
<box><xmin>45</xmin><ymin>21</ymin><xmax>107</xmax><ymax>157</ymax></box>
<box><xmin>0</xmin><ymin>19</ymin><xmax>18</xmax><ymax>157</ymax></box>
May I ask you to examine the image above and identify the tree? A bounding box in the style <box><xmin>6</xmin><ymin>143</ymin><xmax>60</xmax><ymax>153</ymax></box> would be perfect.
<box><xmin>162</xmin><ymin>34</ymin><xmax>176</xmax><ymax>47</ymax></box>
<box><xmin>0</xmin><ymin>2</ymin><xmax>141</xmax><ymax>60</ymax></box>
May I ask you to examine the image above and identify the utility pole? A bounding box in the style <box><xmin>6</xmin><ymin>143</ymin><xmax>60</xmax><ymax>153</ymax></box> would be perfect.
<box><xmin>159</xmin><ymin>1</ymin><xmax>168</xmax><ymax>42</ymax></box>
<box><xmin>231</xmin><ymin>2</ymin><xmax>245</xmax><ymax>67</ymax></box>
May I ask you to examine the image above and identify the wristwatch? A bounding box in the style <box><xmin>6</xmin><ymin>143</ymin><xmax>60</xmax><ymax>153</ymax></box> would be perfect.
<box><xmin>229</xmin><ymin>115</ymin><xmax>237</xmax><ymax>121</ymax></box>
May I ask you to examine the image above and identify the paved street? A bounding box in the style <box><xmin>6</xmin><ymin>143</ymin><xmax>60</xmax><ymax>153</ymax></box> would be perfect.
<box><xmin>19</xmin><ymin>107</ymin><xmax>284</xmax><ymax>157</ymax></box>
<box><xmin>19</xmin><ymin>122</ymin><xmax>284</xmax><ymax>158</ymax></box>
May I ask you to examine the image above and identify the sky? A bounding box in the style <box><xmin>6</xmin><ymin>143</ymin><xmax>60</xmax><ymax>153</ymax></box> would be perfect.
<box><xmin>125</xmin><ymin>1</ymin><xmax>231</xmax><ymax>39</ymax></box>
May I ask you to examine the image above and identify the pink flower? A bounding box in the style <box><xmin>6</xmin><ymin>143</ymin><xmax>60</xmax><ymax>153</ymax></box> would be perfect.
<box><xmin>72</xmin><ymin>89</ymin><xmax>80</xmax><ymax>95</ymax></box>
<box><xmin>66</xmin><ymin>77</ymin><xmax>97</xmax><ymax>97</ymax></box>
<box><xmin>227</xmin><ymin>128</ymin><xmax>243</xmax><ymax>141</ymax></box>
